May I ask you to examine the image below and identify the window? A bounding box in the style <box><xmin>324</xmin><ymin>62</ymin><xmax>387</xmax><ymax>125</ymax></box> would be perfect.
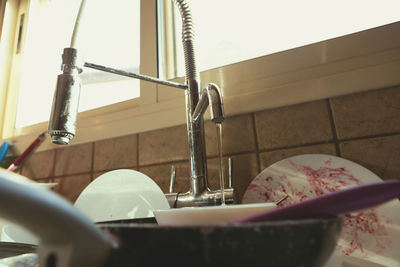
<box><xmin>1</xmin><ymin>0</ymin><xmax>157</xmax><ymax>144</ymax></box>
<box><xmin>0</xmin><ymin>1</ymin><xmax>6</xmax><ymax>38</ymax></box>
<box><xmin>169</xmin><ymin>0</ymin><xmax>400</xmax><ymax>78</ymax></box>
<box><xmin>14</xmin><ymin>0</ymin><xmax>140</xmax><ymax>128</ymax></box>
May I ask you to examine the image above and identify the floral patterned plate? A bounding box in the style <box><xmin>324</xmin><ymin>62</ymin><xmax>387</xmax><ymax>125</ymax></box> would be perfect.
<box><xmin>242</xmin><ymin>154</ymin><xmax>400</xmax><ymax>267</ymax></box>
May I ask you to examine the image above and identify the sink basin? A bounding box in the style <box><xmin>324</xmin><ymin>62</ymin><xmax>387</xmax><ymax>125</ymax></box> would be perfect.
<box><xmin>153</xmin><ymin>202</ymin><xmax>277</xmax><ymax>226</ymax></box>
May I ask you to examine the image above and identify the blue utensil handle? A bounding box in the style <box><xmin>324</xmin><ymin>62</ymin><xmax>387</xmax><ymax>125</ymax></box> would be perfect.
<box><xmin>234</xmin><ymin>180</ymin><xmax>400</xmax><ymax>223</ymax></box>
<box><xmin>0</xmin><ymin>141</ymin><xmax>10</xmax><ymax>164</ymax></box>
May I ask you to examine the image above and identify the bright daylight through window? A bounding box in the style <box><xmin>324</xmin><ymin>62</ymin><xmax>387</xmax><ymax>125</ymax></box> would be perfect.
<box><xmin>172</xmin><ymin>0</ymin><xmax>400</xmax><ymax>77</ymax></box>
<box><xmin>10</xmin><ymin>0</ymin><xmax>400</xmax><ymax>129</ymax></box>
<box><xmin>14</xmin><ymin>0</ymin><xmax>140</xmax><ymax>128</ymax></box>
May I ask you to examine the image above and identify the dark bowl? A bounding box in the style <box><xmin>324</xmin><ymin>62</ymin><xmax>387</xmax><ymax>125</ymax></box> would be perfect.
<box><xmin>100</xmin><ymin>216</ymin><xmax>343</xmax><ymax>267</ymax></box>
<box><xmin>0</xmin><ymin>242</ymin><xmax>37</xmax><ymax>259</ymax></box>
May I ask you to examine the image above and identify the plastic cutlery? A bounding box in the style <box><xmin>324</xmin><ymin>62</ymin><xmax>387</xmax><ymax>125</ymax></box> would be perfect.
<box><xmin>233</xmin><ymin>179</ymin><xmax>400</xmax><ymax>223</ymax></box>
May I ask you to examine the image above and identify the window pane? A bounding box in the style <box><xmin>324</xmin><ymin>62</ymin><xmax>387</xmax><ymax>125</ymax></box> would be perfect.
<box><xmin>15</xmin><ymin>0</ymin><xmax>140</xmax><ymax>129</ymax></box>
<box><xmin>173</xmin><ymin>0</ymin><xmax>400</xmax><ymax>77</ymax></box>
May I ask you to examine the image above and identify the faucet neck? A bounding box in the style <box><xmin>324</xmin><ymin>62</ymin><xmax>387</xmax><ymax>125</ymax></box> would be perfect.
<box><xmin>173</xmin><ymin>0</ymin><xmax>210</xmax><ymax>198</ymax></box>
<box><xmin>185</xmin><ymin>79</ymin><xmax>209</xmax><ymax>196</ymax></box>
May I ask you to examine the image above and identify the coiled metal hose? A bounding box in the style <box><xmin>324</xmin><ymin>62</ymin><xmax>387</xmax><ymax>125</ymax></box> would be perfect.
<box><xmin>173</xmin><ymin>0</ymin><xmax>199</xmax><ymax>82</ymax></box>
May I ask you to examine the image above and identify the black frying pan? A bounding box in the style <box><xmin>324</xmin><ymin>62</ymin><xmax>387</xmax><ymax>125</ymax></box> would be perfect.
<box><xmin>99</xmin><ymin>217</ymin><xmax>342</xmax><ymax>267</ymax></box>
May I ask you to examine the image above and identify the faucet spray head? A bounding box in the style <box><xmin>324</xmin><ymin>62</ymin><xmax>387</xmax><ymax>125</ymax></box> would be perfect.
<box><xmin>48</xmin><ymin>48</ymin><xmax>83</xmax><ymax>145</ymax></box>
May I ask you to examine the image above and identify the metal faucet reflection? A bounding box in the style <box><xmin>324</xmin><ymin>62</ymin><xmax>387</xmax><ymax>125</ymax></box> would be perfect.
<box><xmin>48</xmin><ymin>0</ymin><xmax>236</xmax><ymax>208</ymax></box>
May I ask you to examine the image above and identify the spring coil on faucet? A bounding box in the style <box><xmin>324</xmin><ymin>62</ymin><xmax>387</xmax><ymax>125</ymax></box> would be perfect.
<box><xmin>173</xmin><ymin>0</ymin><xmax>198</xmax><ymax>82</ymax></box>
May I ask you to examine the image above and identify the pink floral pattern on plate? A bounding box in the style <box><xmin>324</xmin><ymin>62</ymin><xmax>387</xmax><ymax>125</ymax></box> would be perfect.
<box><xmin>243</xmin><ymin>154</ymin><xmax>400</xmax><ymax>265</ymax></box>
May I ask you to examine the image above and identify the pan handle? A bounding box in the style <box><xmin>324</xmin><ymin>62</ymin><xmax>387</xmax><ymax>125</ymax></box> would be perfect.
<box><xmin>0</xmin><ymin>172</ymin><xmax>112</xmax><ymax>267</ymax></box>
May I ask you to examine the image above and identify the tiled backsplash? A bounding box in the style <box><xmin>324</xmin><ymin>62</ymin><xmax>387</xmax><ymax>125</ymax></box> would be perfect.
<box><xmin>18</xmin><ymin>85</ymin><xmax>400</xmax><ymax>203</ymax></box>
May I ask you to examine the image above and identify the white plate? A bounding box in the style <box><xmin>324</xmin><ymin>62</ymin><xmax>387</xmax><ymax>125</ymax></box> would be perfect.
<box><xmin>74</xmin><ymin>169</ymin><xmax>170</xmax><ymax>222</ymax></box>
<box><xmin>0</xmin><ymin>168</ymin><xmax>57</xmax><ymax>189</ymax></box>
<box><xmin>1</xmin><ymin>224</ymin><xmax>38</xmax><ymax>245</ymax></box>
<box><xmin>154</xmin><ymin>202</ymin><xmax>277</xmax><ymax>226</ymax></box>
<box><xmin>242</xmin><ymin>154</ymin><xmax>400</xmax><ymax>267</ymax></box>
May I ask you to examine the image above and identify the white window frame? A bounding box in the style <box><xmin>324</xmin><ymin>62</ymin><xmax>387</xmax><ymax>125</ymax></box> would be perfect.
<box><xmin>1</xmin><ymin>0</ymin><xmax>400</xmax><ymax>155</ymax></box>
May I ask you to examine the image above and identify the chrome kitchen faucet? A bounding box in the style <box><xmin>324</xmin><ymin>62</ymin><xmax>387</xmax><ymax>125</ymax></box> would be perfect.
<box><xmin>48</xmin><ymin>0</ymin><xmax>235</xmax><ymax>208</ymax></box>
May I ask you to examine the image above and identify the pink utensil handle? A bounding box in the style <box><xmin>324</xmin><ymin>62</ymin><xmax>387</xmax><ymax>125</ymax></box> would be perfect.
<box><xmin>7</xmin><ymin>132</ymin><xmax>45</xmax><ymax>171</ymax></box>
<box><xmin>233</xmin><ymin>180</ymin><xmax>400</xmax><ymax>223</ymax></box>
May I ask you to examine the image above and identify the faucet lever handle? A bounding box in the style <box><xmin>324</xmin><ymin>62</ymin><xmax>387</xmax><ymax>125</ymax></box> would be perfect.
<box><xmin>169</xmin><ymin>165</ymin><xmax>176</xmax><ymax>193</ymax></box>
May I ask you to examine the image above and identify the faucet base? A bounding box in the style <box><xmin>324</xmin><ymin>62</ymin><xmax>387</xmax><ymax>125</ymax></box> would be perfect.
<box><xmin>165</xmin><ymin>188</ymin><xmax>236</xmax><ymax>208</ymax></box>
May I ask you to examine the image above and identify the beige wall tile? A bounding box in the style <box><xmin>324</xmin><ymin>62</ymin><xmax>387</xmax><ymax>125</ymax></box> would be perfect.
<box><xmin>92</xmin><ymin>168</ymin><xmax>137</xmax><ymax>181</ymax></box>
<box><xmin>93</xmin><ymin>134</ymin><xmax>138</xmax><ymax>172</ymax></box>
<box><xmin>255</xmin><ymin>100</ymin><xmax>333</xmax><ymax>150</ymax></box>
<box><xmin>232</xmin><ymin>153</ymin><xmax>259</xmax><ymax>203</ymax></box>
<box><xmin>139</xmin><ymin>162</ymin><xmax>191</xmax><ymax>193</ymax></box>
<box><xmin>54</xmin><ymin>143</ymin><xmax>93</xmax><ymax>176</ymax></box>
<box><xmin>260</xmin><ymin>143</ymin><xmax>337</xmax><ymax>170</ymax></box>
<box><xmin>139</xmin><ymin>154</ymin><xmax>258</xmax><ymax>204</ymax></box>
<box><xmin>92</xmin><ymin>171</ymin><xmax>108</xmax><ymax>181</ymax></box>
<box><xmin>43</xmin><ymin>85</ymin><xmax>400</xmax><ymax>207</ymax></box>
<box><xmin>21</xmin><ymin>150</ymin><xmax>55</xmax><ymax>179</ymax></box>
<box><xmin>53</xmin><ymin>173</ymin><xmax>92</xmax><ymax>203</ymax></box>
<box><xmin>206</xmin><ymin>153</ymin><xmax>259</xmax><ymax>203</ymax></box>
<box><xmin>340</xmin><ymin>135</ymin><xmax>400</xmax><ymax>180</ymax></box>
<box><xmin>330</xmin><ymin>86</ymin><xmax>400</xmax><ymax>139</ymax></box>
<box><xmin>205</xmin><ymin>157</ymin><xmax>228</xmax><ymax>192</ymax></box>
<box><xmin>204</xmin><ymin>114</ymin><xmax>256</xmax><ymax>157</ymax></box>
<box><xmin>139</xmin><ymin>125</ymin><xmax>189</xmax><ymax>166</ymax></box>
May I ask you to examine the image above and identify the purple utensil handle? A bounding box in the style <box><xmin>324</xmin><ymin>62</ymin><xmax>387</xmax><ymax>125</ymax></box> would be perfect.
<box><xmin>233</xmin><ymin>180</ymin><xmax>400</xmax><ymax>223</ymax></box>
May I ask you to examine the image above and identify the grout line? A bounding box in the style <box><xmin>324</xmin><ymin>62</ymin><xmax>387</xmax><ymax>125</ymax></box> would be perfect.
<box><xmin>252</xmin><ymin>131</ymin><xmax>400</xmax><ymax>157</ymax></box>
<box><xmin>137</xmin><ymin>159</ymin><xmax>190</xmax><ymax>170</ymax></box>
<box><xmin>51</xmin><ymin>171</ymin><xmax>95</xmax><ymax>179</ymax></box>
<box><xmin>51</xmin><ymin>133</ymin><xmax>400</xmax><ymax>179</ymax></box>
<box><xmin>251</xmin><ymin>112</ymin><xmax>261</xmax><ymax>174</ymax></box>
<box><xmin>50</xmin><ymin>148</ymin><xmax>58</xmax><ymax>183</ymax></box>
<box><xmin>258</xmin><ymin>140</ymin><xmax>335</xmax><ymax>153</ymax></box>
<box><xmin>53</xmin><ymin>135</ymin><xmax>400</xmax><ymax>179</ymax></box>
<box><xmin>90</xmin><ymin>142</ymin><xmax>95</xmax><ymax>181</ymax></box>
<box><xmin>208</xmin><ymin>151</ymin><xmax>256</xmax><ymax>160</ymax></box>
<box><xmin>134</xmin><ymin>137</ymin><xmax>359</xmax><ymax>171</ymax></box>
<box><xmin>326</xmin><ymin>99</ymin><xmax>341</xmax><ymax>157</ymax></box>
<box><xmin>339</xmin><ymin>131</ymin><xmax>400</xmax><ymax>142</ymax></box>
<box><xmin>136</xmin><ymin>134</ymin><xmax>140</xmax><ymax>170</ymax></box>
